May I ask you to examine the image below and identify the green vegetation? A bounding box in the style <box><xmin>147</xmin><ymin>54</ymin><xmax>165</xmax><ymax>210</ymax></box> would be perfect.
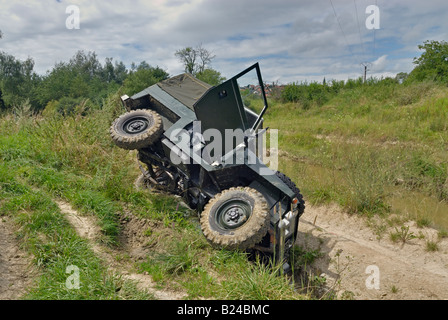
<box><xmin>249</xmin><ymin>41</ymin><xmax>448</xmax><ymax>228</ymax></box>
<box><xmin>389</xmin><ymin>226</ymin><xmax>416</xmax><ymax>244</ymax></box>
<box><xmin>0</xmin><ymin>157</ymin><xmax>152</xmax><ymax>299</ymax></box>
<box><xmin>0</xmin><ymin>40</ymin><xmax>447</xmax><ymax>300</ymax></box>
<box><xmin>262</xmin><ymin>79</ymin><xmax>448</xmax><ymax>228</ymax></box>
<box><xmin>407</xmin><ymin>40</ymin><xmax>448</xmax><ymax>83</ymax></box>
<box><xmin>0</xmin><ymin>50</ymin><xmax>169</xmax><ymax>114</ymax></box>
<box><xmin>425</xmin><ymin>240</ymin><xmax>439</xmax><ymax>252</ymax></box>
<box><xmin>0</xmin><ymin>92</ymin><xmax>311</xmax><ymax>300</ymax></box>
<box><xmin>175</xmin><ymin>45</ymin><xmax>226</xmax><ymax>85</ymax></box>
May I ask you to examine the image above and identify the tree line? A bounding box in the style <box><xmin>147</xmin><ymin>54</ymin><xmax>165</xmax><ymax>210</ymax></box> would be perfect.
<box><xmin>0</xmin><ymin>36</ymin><xmax>225</xmax><ymax>115</ymax></box>
<box><xmin>0</xmin><ymin>49</ymin><xmax>170</xmax><ymax>113</ymax></box>
<box><xmin>1</xmin><ymin>33</ymin><xmax>446</xmax><ymax>114</ymax></box>
<box><xmin>280</xmin><ymin>40</ymin><xmax>448</xmax><ymax>106</ymax></box>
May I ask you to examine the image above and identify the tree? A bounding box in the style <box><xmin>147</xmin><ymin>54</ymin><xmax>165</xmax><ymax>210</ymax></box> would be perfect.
<box><xmin>0</xmin><ymin>88</ymin><xmax>5</xmax><ymax>110</ymax></box>
<box><xmin>196</xmin><ymin>45</ymin><xmax>215</xmax><ymax>74</ymax></box>
<box><xmin>174</xmin><ymin>45</ymin><xmax>225</xmax><ymax>85</ymax></box>
<box><xmin>37</xmin><ymin>50</ymin><xmax>130</xmax><ymax>108</ymax></box>
<box><xmin>395</xmin><ymin>72</ymin><xmax>408</xmax><ymax>84</ymax></box>
<box><xmin>0</xmin><ymin>51</ymin><xmax>40</xmax><ymax>109</ymax></box>
<box><xmin>408</xmin><ymin>40</ymin><xmax>448</xmax><ymax>83</ymax></box>
<box><xmin>102</xmin><ymin>57</ymin><xmax>128</xmax><ymax>85</ymax></box>
<box><xmin>175</xmin><ymin>47</ymin><xmax>197</xmax><ymax>74</ymax></box>
<box><xmin>175</xmin><ymin>44</ymin><xmax>216</xmax><ymax>75</ymax></box>
<box><xmin>122</xmin><ymin>65</ymin><xmax>169</xmax><ymax>96</ymax></box>
<box><xmin>195</xmin><ymin>68</ymin><xmax>226</xmax><ymax>86</ymax></box>
<box><xmin>0</xmin><ymin>33</ymin><xmax>4</xmax><ymax>109</ymax></box>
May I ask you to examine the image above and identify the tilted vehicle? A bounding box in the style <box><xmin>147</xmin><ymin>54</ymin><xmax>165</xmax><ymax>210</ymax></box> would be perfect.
<box><xmin>109</xmin><ymin>63</ymin><xmax>305</xmax><ymax>266</ymax></box>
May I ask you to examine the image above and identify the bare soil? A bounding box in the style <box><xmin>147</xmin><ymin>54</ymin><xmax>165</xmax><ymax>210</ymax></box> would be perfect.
<box><xmin>57</xmin><ymin>200</ymin><xmax>186</xmax><ymax>300</ymax></box>
<box><xmin>1</xmin><ymin>199</ymin><xmax>447</xmax><ymax>300</ymax></box>
<box><xmin>297</xmin><ymin>204</ymin><xmax>448</xmax><ymax>299</ymax></box>
<box><xmin>0</xmin><ymin>217</ymin><xmax>36</xmax><ymax>300</ymax></box>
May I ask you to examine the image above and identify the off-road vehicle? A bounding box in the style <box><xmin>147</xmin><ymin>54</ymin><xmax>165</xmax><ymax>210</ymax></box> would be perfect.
<box><xmin>110</xmin><ymin>63</ymin><xmax>305</xmax><ymax>265</ymax></box>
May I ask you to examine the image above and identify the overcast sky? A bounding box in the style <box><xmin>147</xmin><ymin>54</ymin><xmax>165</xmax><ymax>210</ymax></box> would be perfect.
<box><xmin>1</xmin><ymin>0</ymin><xmax>447</xmax><ymax>84</ymax></box>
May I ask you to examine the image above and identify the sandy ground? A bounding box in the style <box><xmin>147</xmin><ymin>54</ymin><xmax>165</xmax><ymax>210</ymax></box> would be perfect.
<box><xmin>0</xmin><ymin>217</ymin><xmax>36</xmax><ymax>300</ymax></box>
<box><xmin>1</xmin><ymin>200</ymin><xmax>447</xmax><ymax>300</ymax></box>
<box><xmin>297</xmin><ymin>204</ymin><xmax>448</xmax><ymax>299</ymax></box>
<box><xmin>57</xmin><ymin>201</ymin><xmax>187</xmax><ymax>300</ymax></box>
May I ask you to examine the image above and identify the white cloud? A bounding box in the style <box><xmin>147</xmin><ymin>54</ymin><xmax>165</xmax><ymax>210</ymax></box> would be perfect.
<box><xmin>0</xmin><ymin>0</ymin><xmax>447</xmax><ymax>83</ymax></box>
<box><xmin>371</xmin><ymin>54</ymin><xmax>387</xmax><ymax>72</ymax></box>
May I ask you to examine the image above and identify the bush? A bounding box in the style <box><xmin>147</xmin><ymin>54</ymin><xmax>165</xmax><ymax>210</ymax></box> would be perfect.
<box><xmin>43</xmin><ymin>97</ymin><xmax>92</xmax><ymax>117</ymax></box>
<box><xmin>122</xmin><ymin>67</ymin><xmax>169</xmax><ymax>96</ymax></box>
<box><xmin>281</xmin><ymin>81</ymin><xmax>330</xmax><ymax>109</ymax></box>
<box><xmin>279</xmin><ymin>76</ymin><xmax>399</xmax><ymax>108</ymax></box>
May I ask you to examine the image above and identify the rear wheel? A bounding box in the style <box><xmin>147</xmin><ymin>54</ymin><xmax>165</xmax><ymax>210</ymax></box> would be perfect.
<box><xmin>200</xmin><ymin>187</ymin><xmax>270</xmax><ymax>250</ymax></box>
<box><xmin>275</xmin><ymin>171</ymin><xmax>305</xmax><ymax>217</ymax></box>
<box><xmin>110</xmin><ymin>109</ymin><xmax>162</xmax><ymax>150</ymax></box>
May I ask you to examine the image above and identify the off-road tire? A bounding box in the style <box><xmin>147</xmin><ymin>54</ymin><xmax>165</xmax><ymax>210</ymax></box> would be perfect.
<box><xmin>200</xmin><ymin>187</ymin><xmax>270</xmax><ymax>250</ymax></box>
<box><xmin>275</xmin><ymin>171</ymin><xmax>305</xmax><ymax>217</ymax></box>
<box><xmin>110</xmin><ymin>109</ymin><xmax>162</xmax><ymax>150</ymax></box>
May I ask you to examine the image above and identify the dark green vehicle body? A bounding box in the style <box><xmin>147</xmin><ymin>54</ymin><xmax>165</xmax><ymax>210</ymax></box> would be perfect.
<box><xmin>113</xmin><ymin>63</ymin><xmax>304</xmax><ymax>263</ymax></box>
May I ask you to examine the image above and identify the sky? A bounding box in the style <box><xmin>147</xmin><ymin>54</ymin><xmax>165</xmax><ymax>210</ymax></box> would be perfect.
<box><xmin>0</xmin><ymin>0</ymin><xmax>447</xmax><ymax>84</ymax></box>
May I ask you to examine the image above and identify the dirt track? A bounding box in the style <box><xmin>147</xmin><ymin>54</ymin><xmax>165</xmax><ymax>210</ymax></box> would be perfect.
<box><xmin>57</xmin><ymin>201</ymin><xmax>187</xmax><ymax>300</ymax></box>
<box><xmin>0</xmin><ymin>218</ymin><xmax>36</xmax><ymax>300</ymax></box>
<box><xmin>298</xmin><ymin>204</ymin><xmax>448</xmax><ymax>299</ymax></box>
<box><xmin>1</xmin><ymin>201</ymin><xmax>447</xmax><ymax>300</ymax></box>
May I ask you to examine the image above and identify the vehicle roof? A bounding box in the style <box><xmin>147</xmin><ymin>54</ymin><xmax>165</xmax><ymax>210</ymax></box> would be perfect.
<box><xmin>157</xmin><ymin>73</ymin><xmax>212</xmax><ymax>111</ymax></box>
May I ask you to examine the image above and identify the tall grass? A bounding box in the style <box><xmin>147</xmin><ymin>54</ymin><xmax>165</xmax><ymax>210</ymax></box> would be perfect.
<box><xmin>0</xmin><ymin>162</ymin><xmax>152</xmax><ymax>299</ymax></box>
<box><xmin>2</xmin><ymin>78</ymin><xmax>447</xmax><ymax>300</ymax></box>
<box><xmin>0</xmin><ymin>93</ymin><xmax>194</xmax><ymax>298</ymax></box>
<box><xmin>261</xmin><ymin>80</ymin><xmax>448</xmax><ymax>226</ymax></box>
<box><xmin>1</xmin><ymin>92</ymin><xmax>311</xmax><ymax>300</ymax></box>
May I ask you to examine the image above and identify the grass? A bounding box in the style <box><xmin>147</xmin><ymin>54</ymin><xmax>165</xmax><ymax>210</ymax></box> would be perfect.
<box><xmin>217</xmin><ymin>258</ymin><xmax>300</xmax><ymax>300</ymax></box>
<box><xmin>0</xmin><ymin>96</ymin><xmax>187</xmax><ymax>299</ymax></box>
<box><xmin>439</xmin><ymin>229</ymin><xmax>448</xmax><ymax>239</ymax></box>
<box><xmin>254</xmin><ymin>81</ymin><xmax>448</xmax><ymax>230</ymax></box>
<box><xmin>137</xmin><ymin>226</ymin><xmax>308</xmax><ymax>299</ymax></box>
<box><xmin>425</xmin><ymin>240</ymin><xmax>439</xmax><ymax>252</ymax></box>
<box><xmin>1</xmin><ymin>79</ymin><xmax>447</xmax><ymax>300</ymax></box>
<box><xmin>0</xmin><ymin>93</ymin><xmax>310</xmax><ymax>300</ymax></box>
<box><xmin>389</xmin><ymin>226</ymin><xmax>416</xmax><ymax>244</ymax></box>
<box><xmin>390</xmin><ymin>285</ymin><xmax>399</xmax><ymax>294</ymax></box>
<box><xmin>0</xmin><ymin>164</ymin><xmax>152</xmax><ymax>299</ymax></box>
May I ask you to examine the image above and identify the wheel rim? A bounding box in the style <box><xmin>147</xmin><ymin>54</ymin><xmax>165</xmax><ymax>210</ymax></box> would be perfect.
<box><xmin>215</xmin><ymin>199</ymin><xmax>252</xmax><ymax>230</ymax></box>
<box><xmin>123</xmin><ymin>116</ymin><xmax>151</xmax><ymax>134</ymax></box>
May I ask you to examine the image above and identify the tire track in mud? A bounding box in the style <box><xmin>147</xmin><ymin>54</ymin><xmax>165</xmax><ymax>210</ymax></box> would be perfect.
<box><xmin>56</xmin><ymin>200</ymin><xmax>186</xmax><ymax>300</ymax></box>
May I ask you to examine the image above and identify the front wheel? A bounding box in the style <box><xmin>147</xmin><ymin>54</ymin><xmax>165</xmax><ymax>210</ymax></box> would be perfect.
<box><xmin>110</xmin><ymin>109</ymin><xmax>162</xmax><ymax>150</ymax></box>
<box><xmin>200</xmin><ymin>187</ymin><xmax>270</xmax><ymax>250</ymax></box>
